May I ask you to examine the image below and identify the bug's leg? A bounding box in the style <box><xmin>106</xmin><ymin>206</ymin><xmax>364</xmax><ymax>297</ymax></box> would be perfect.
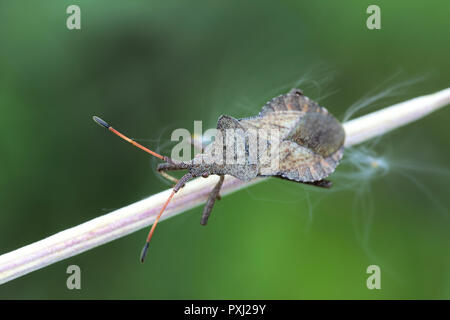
<box><xmin>201</xmin><ymin>175</ymin><xmax>225</xmax><ymax>226</ymax></box>
<box><xmin>157</xmin><ymin>164</ymin><xmax>180</xmax><ymax>185</ymax></box>
<box><xmin>302</xmin><ymin>179</ymin><xmax>332</xmax><ymax>188</ymax></box>
<box><xmin>273</xmin><ymin>175</ymin><xmax>332</xmax><ymax>188</ymax></box>
<box><xmin>156</xmin><ymin>161</ymin><xmax>189</xmax><ymax>185</ymax></box>
<box><xmin>201</xmin><ymin>173</ymin><xmax>221</xmax><ymax>200</ymax></box>
<box><xmin>159</xmin><ymin>170</ymin><xmax>179</xmax><ymax>185</ymax></box>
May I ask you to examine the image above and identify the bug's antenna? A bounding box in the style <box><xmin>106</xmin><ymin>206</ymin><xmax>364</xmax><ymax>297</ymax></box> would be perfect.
<box><xmin>93</xmin><ymin>116</ymin><xmax>193</xmax><ymax>263</ymax></box>
<box><xmin>140</xmin><ymin>173</ymin><xmax>193</xmax><ymax>263</ymax></box>
<box><xmin>93</xmin><ymin>116</ymin><xmax>166</xmax><ymax>161</ymax></box>
<box><xmin>140</xmin><ymin>190</ymin><xmax>176</xmax><ymax>263</ymax></box>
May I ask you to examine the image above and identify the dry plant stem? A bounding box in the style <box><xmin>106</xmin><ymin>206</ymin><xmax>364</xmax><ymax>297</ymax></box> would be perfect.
<box><xmin>344</xmin><ymin>88</ymin><xmax>450</xmax><ymax>146</ymax></box>
<box><xmin>1</xmin><ymin>88</ymin><xmax>449</xmax><ymax>285</ymax></box>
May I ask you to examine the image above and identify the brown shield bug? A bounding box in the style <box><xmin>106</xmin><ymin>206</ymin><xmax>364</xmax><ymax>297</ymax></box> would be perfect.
<box><xmin>93</xmin><ymin>88</ymin><xmax>345</xmax><ymax>262</ymax></box>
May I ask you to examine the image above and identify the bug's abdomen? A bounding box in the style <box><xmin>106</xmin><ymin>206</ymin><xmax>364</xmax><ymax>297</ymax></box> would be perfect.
<box><xmin>255</xmin><ymin>89</ymin><xmax>345</xmax><ymax>182</ymax></box>
<box><xmin>273</xmin><ymin>142</ymin><xmax>344</xmax><ymax>182</ymax></box>
<box><xmin>286</xmin><ymin>111</ymin><xmax>345</xmax><ymax>158</ymax></box>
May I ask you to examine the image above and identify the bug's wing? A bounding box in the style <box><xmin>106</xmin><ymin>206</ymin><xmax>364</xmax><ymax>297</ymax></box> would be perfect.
<box><xmin>253</xmin><ymin>89</ymin><xmax>345</xmax><ymax>181</ymax></box>
<box><xmin>285</xmin><ymin>111</ymin><xmax>345</xmax><ymax>158</ymax></box>
<box><xmin>222</xmin><ymin>89</ymin><xmax>345</xmax><ymax>182</ymax></box>
<box><xmin>239</xmin><ymin>89</ymin><xmax>328</xmax><ymax>139</ymax></box>
<box><xmin>260</xmin><ymin>141</ymin><xmax>344</xmax><ymax>182</ymax></box>
<box><xmin>238</xmin><ymin>111</ymin><xmax>302</xmax><ymax>138</ymax></box>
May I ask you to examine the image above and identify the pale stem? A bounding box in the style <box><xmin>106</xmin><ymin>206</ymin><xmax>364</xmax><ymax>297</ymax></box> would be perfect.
<box><xmin>0</xmin><ymin>88</ymin><xmax>449</xmax><ymax>285</ymax></box>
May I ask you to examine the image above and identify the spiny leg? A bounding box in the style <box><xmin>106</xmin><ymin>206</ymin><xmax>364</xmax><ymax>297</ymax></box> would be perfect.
<box><xmin>158</xmin><ymin>170</ymin><xmax>179</xmax><ymax>185</ymax></box>
<box><xmin>274</xmin><ymin>175</ymin><xmax>332</xmax><ymax>189</ymax></box>
<box><xmin>201</xmin><ymin>175</ymin><xmax>225</xmax><ymax>226</ymax></box>
<box><xmin>140</xmin><ymin>172</ymin><xmax>194</xmax><ymax>262</ymax></box>
<box><xmin>200</xmin><ymin>173</ymin><xmax>221</xmax><ymax>200</ymax></box>
<box><xmin>157</xmin><ymin>162</ymin><xmax>188</xmax><ymax>185</ymax></box>
<box><xmin>302</xmin><ymin>180</ymin><xmax>332</xmax><ymax>188</ymax></box>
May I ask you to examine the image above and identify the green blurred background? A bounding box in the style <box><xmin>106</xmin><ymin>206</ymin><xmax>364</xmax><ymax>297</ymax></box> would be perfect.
<box><xmin>0</xmin><ymin>0</ymin><xmax>449</xmax><ymax>299</ymax></box>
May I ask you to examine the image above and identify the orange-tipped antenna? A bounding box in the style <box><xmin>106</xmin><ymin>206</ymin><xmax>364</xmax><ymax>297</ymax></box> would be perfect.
<box><xmin>140</xmin><ymin>173</ymin><xmax>193</xmax><ymax>263</ymax></box>
<box><xmin>93</xmin><ymin>116</ymin><xmax>193</xmax><ymax>263</ymax></box>
<box><xmin>92</xmin><ymin>116</ymin><xmax>165</xmax><ymax>160</ymax></box>
<box><xmin>140</xmin><ymin>190</ymin><xmax>176</xmax><ymax>263</ymax></box>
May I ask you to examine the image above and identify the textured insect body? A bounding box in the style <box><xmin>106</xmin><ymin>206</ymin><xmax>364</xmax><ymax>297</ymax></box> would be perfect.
<box><xmin>174</xmin><ymin>88</ymin><xmax>345</xmax><ymax>183</ymax></box>
<box><xmin>93</xmin><ymin>88</ymin><xmax>345</xmax><ymax>262</ymax></box>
